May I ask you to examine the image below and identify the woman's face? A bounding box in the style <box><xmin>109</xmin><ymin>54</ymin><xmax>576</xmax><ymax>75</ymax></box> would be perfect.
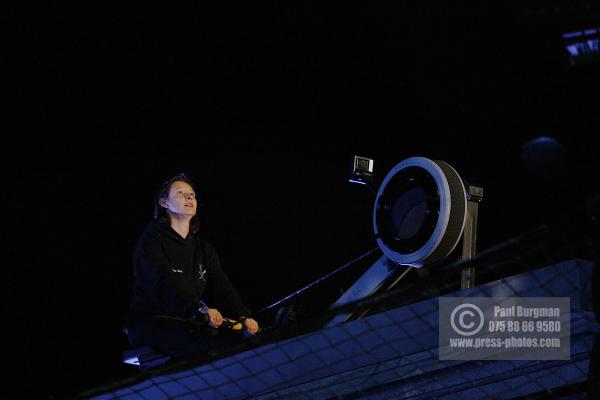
<box><xmin>160</xmin><ymin>180</ymin><xmax>197</xmax><ymax>218</ymax></box>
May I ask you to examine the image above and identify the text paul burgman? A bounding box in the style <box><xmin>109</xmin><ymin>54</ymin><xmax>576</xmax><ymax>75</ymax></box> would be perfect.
<box><xmin>494</xmin><ymin>305</ymin><xmax>560</xmax><ymax>319</ymax></box>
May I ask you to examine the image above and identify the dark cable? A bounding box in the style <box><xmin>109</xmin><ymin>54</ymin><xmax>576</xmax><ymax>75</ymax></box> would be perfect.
<box><xmin>253</xmin><ymin>246</ymin><xmax>381</xmax><ymax>316</ymax></box>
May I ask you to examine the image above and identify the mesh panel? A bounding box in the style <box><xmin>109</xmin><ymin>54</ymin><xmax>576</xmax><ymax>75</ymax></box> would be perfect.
<box><xmin>83</xmin><ymin>256</ymin><xmax>598</xmax><ymax>400</ymax></box>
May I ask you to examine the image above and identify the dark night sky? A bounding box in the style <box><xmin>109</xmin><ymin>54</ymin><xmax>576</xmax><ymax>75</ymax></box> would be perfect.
<box><xmin>5</xmin><ymin>2</ymin><xmax>600</xmax><ymax>398</ymax></box>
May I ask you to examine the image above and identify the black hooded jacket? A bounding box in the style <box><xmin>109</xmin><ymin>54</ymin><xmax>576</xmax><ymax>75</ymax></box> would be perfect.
<box><xmin>128</xmin><ymin>221</ymin><xmax>251</xmax><ymax>323</ymax></box>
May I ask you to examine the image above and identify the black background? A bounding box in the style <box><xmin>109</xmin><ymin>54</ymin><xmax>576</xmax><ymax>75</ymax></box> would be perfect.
<box><xmin>5</xmin><ymin>2</ymin><xmax>600</xmax><ymax>398</ymax></box>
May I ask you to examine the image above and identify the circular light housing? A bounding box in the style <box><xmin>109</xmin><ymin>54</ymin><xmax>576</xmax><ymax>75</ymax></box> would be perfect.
<box><xmin>373</xmin><ymin>157</ymin><xmax>467</xmax><ymax>267</ymax></box>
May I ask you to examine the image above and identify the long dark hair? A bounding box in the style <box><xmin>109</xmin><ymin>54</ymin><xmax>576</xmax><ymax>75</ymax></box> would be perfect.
<box><xmin>153</xmin><ymin>173</ymin><xmax>200</xmax><ymax>234</ymax></box>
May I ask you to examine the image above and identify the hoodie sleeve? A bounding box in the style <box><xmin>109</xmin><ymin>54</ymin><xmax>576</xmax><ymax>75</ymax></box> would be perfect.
<box><xmin>203</xmin><ymin>242</ymin><xmax>251</xmax><ymax>320</ymax></box>
<box><xmin>133</xmin><ymin>233</ymin><xmax>198</xmax><ymax>317</ymax></box>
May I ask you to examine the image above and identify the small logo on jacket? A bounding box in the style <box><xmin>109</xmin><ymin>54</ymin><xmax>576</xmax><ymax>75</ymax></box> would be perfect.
<box><xmin>198</xmin><ymin>264</ymin><xmax>207</xmax><ymax>281</ymax></box>
<box><xmin>171</xmin><ymin>268</ymin><xmax>184</xmax><ymax>274</ymax></box>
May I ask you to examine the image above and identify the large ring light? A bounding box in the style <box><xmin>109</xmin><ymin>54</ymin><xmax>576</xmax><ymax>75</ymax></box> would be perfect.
<box><xmin>373</xmin><ymin>157</ymin><xmax>467</xmax><ymax>267</ymax></box>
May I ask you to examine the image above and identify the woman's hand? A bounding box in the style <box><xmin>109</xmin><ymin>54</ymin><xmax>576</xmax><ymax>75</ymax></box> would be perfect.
<box><xmin>207</xmin><ymin>308</ymin><xmax>223</xmax><ymax>328</ymax></box>
<box><xmin>242</xmin><ymin>318</ymin><xmax>259</xmax><ymax>335</ymax></box>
